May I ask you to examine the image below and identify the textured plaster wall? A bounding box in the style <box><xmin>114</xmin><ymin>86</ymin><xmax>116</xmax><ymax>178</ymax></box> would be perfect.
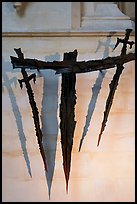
<box><xmin>2</xmin><ymin>2</ymin><xmax>135</xmax><ymax>202</ymax></box>
<box><xmin>2</xmin><ymin>36</ymin><xmax>135</xmax><ymax>202</ymax></box>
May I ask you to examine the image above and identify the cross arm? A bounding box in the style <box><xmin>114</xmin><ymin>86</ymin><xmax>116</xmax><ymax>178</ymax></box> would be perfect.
<box><xmin>10</xmin><ymin>52</ymin><xmax>135</xmax><ymax>74</ymax></box>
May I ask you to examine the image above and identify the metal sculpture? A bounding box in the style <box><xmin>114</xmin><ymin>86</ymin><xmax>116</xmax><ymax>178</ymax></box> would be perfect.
<box><xmin>10</xmin><ymin>52</ymin><xmax>134</xmax><ymax>74</ymax></box>
<box><xmin>13</xmin><ymin>48</ymin><xmax>47</xmax><ymax>172</ymax></box>
<box><xmin>97</xmin><ymin>29</ymin><xmax>135</xmax><ymax>146</ymax></box>
<box><xmin>10</xmin><ymin>29</ymin><xmax>135</xmax><ymax>195</ymax></box>
<box><xmin>60</xmin><ymin>50</ymin><xmax>77</xmax><ymax>192</ymax></box>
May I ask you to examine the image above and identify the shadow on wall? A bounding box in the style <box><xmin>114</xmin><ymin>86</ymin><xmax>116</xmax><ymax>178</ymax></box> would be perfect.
<box><xmin>39</xmin><ymin>53</ymin><xmax>60</xmax><ymax>199</ymax></box>
<box><xmin>2</xmin><ymin>57</ymin><xmax>32</xmax><ymax>177</ymax></box>
<box><xmin>79</xmin><ymin>32</ymin><xmax>116</xmax><ymax>151</ymax></box>
<box><xmin>3</xmin><ymin>52</ymin><xmax>60</xmax><ymax>199</ymax></box>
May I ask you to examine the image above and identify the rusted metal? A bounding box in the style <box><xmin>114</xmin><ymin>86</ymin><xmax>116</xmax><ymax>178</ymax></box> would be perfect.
<box><xmin>12</xmin><ymin>48</ymin><xmax>47</xmax><ymax>171</ymax></box>
<box><xmin>10</xmin><ymin>29</ymin><xmax>135</xmax><ymax>196</ymax></box>
<box><xmin>97</xmin><ymin>29</ymin><xmax>134</xmax><ymax>146</ymax></box>
<box><xmin>10</xmin><ymin>52</ymin><xmax>135</xmax><ymax>74</ymax></box>
<box><xmin>60</xmin><ymin>50</ymin><xmax>77</xmax><ymax>193</ymax></box>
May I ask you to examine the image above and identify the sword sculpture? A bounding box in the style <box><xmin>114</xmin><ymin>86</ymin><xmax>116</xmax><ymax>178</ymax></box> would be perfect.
<box><xmin>10</xmin><ymin>29</ymin><xmax>135</xmax><ymax>194</ymax></box>
<box><xmin>60</xmin><ymin>50</ymin><xmax>77</xmax><ymax>193</ymax></box>
<box><xmin>12</xmin><ymin>48</ymin><xmax>47</xmax><ymax>171</ymax></box>
<box><xmin>78</xmin><ymin>33</ymin><xmax>114</xmax><ymax>152</ymax></box>
<box><xmin>97</xmin><ymin>29</ymin><xmax>135</xmax><ymax>146</ymax></box>
<box><xmin>10</xmin><ymin>53</ymin><xmax>134</xmax><ymax>74</ymax></box>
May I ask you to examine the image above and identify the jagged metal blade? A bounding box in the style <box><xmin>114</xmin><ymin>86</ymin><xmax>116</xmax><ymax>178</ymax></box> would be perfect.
<box><xmin>60</xmin><ymin>50</ymin><xmax>77</xmax><ymax>193</ymax></box>
<box><xmin>10</xmin><ymin>53</ymin><xmax>135</xmax><ymax>74</ymax></box>
<box><xmin>60</xmin><ymin>73</ymin><xmax>76</xmax><ymax>193</ymax></box>
<box><xmin>26</xmin><ymin>85</ymin><xmax>47</xmax><ymax>171</ymax></box>
<box><xmin>97</xmin><ymin>64</ymin><xmax>124</xmax><ymax>146</ymax></box>
<box><xmin>13</xmin><ymin>48</ymin><xmax>47</xmax><ymax>171</ymax></box>
<box><xmin>97</xmin><ymin>28</ymin><xmax>134</xmax><ymax>146</ymax></box>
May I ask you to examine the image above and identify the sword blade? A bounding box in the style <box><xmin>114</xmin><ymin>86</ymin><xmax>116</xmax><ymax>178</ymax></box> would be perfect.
<box><xmin>14</xmin><ymin>48</ymin><xmax>47</xmax><ymax>171</ymax></box>
<box><xmin>97</xmin><ymin>64</ymin><xmax>124</xmax><ymax>146</ymax></box>
<box><xmin>60</xmin><ymin>50</ymin><xmax>77</xmax><ymax>193</ymax></box>
<box><xmin>97</xmin><ymin>29</ymin><xmax>134</xmax><ymax>146</ymax></box>
<box><xmin>23</xmin><ymin>76</ymin><xmax>47</xmax><ymax>171</ymax></box>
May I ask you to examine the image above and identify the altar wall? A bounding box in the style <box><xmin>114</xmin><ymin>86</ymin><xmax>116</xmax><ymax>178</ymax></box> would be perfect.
<box><xmin>2</xmin><ymin>2</ymin><xmax>135</xmax><ymax>202</ymax></box>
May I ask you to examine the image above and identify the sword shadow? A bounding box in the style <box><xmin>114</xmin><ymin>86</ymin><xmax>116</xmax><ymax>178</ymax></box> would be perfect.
<box><xmin>2</xmin><ymin>58</ymin><xmax>32</xmax><ymax>177</ymax></box>
<box><xmin>40</xmin><ymin>53</ymin><xmax>60</xmax><ymax>199</ymax></box>
<box><xmin>79</xmin><ymin>32</ymin><xmax>116</xmax><ymax>151</ymax></box>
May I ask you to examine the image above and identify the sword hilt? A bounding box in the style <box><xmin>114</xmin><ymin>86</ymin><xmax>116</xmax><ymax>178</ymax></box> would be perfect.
<box><xmin>113</xmin><ymin>29</ymin><xmax>134</xmax><ymax>53</ymax></box>
<box><xmin>128</xmin><ymin>41</ymin><xmax>135</xmax><ymax>49</ymax></box>
<box><xmin>18</xmin><ymin>73</ymin><xmax>36</xmax><ymax>89</ymax></box>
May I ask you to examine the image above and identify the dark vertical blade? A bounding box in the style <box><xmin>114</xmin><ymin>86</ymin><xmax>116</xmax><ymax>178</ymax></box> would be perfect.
<box><xmin>14</xmin><ymin>48</ymin><xmax>47</xmax><ymax>171</ymax></box>
<box><xmin>97</xmin><ymin>29</ymin><xmax>133</xmax><ymax>146</ymax></box>
<box><xmin>60</xmin><ymin>50</ymin><xmax>77</xmax><ymax>193</ymax></box>
<box><xmin>97</xmin><ymin>65</ymin><xmax>124</xmax><ymax>146</ymax></box>
<box><xmin>60</xmin><ymin>73</ymin><xmax>76</xmax><ymax>193</ymax></box>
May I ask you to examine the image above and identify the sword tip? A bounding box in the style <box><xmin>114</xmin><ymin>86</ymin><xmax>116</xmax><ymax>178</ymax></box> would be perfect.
<box><xmin>78</xmin><ymin>138</ymin><xmax>84</xmax><ymax>152</ymax></box>
<box><xmin>66</xmin><ymin>183</ymin><xmax>68</xmax><ymax>194</ymax></box>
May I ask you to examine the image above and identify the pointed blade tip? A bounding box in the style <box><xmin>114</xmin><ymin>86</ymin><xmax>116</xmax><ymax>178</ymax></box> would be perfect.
<box><xmin>66</xmin><ymin>183</ymin><xmax>68</xmax><ymax>194</ymax></box>
<box><xmin>78</xmin><ymin>145</ymin><xmax>81</xmax><ymax>152</ymax></box>
<box><xmin>78</xmin><ymin>139</ymin><xmax>83</xmax><ymax>152</ymax></box>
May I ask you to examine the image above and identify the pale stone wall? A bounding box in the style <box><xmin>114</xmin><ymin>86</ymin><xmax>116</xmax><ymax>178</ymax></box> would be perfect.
<box><xmin>2</xmin><ymin>2</ymin><xmax>135</xmax><ymax>202</ymax></box>
<box><xmin>117</xmin><ymin>2</ymin><xmax>135</xmax><ymax>22</ymax></box>
<box><xmin>2</xmin><ymin>2</ymin><xmax>72</xmax><ymax>32</ymax></box>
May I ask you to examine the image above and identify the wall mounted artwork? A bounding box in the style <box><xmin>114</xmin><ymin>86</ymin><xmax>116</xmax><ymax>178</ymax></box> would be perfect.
<box><xmin>10</xmin><ymin>29</ymin><xmax>135</xmax><ymax>198</ymax></box>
